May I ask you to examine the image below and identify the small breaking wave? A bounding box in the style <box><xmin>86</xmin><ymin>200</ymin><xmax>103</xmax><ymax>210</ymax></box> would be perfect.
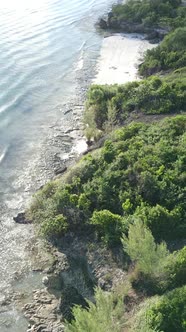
<box><xmin>0</xmin><ymin>146</ymin><xmax>9</xmax><ymax>164</ymax></box>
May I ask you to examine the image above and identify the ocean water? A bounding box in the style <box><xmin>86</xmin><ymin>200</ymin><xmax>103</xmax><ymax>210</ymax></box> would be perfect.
<box><xmin>0</xmin><ymin>0</ymin><xmax>116</xmax><ymax>330</ymax></box>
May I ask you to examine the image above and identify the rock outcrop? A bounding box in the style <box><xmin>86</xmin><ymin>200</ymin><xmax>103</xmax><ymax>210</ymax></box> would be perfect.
<box><xmin>98</xmin><ymin>12</ymin><xmax>169</xmax><ymax>41</ymax></box>
<box><xmin>24</xmin><ymin>289</ymin><xmax>64</xmax><ymax>332</ymax></box>
<box><xmin>13</xmin><ymin>212</ymin><xmax>32</xmax><ymax>224</ymax></box>
<box><xmin>22</xmin><ymin>233</ymin><xmax>127</xmax><ymax>331</ymax></box>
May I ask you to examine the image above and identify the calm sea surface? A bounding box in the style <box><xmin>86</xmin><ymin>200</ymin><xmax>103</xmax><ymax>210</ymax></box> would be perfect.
<box><xmin>0</xmin><ymin>0</ymin><xmax>115</xmax><ymax>330</ymax></box>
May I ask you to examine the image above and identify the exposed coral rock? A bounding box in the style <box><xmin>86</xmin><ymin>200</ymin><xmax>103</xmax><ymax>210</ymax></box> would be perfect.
<box><xmin>13</xmin><ymin>212</ymin><xmax>32</xmax><ymax>224</ymax></box>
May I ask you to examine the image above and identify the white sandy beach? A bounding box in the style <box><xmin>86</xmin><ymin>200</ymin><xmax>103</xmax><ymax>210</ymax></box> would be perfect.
<box><xmin>72</xmin><ymin>33</ymin><xmax>156</xmax><ymax>155</ymax></box>
<box><xmin>93</xmin><ymin>34</ymin><xmax>156</xmax><ymax>85</ymax></box>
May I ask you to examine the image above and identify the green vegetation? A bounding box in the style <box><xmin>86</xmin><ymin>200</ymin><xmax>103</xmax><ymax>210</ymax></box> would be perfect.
<box><xmin>31</xmin><ymin>115</ymin><xmax>186</xmax><ymax>329</ymax></box>
<box><xmin>106</xmin><ymin>0</ymin><xmax>186</xmax><ymax>77</ymax></box>
<box><xmin>63</xmin><ymin>223</ymin><xmax>186</xmax><ymax>331</ymax></box>
<box><xmin>90</xmin><ymin>210</ymin><xmax>126</xmax><ymax>246</ymax></box>
<box><xmin>65</xmin><ymin>287</ymin><xmax>124</xmax><ymax>332</ymax></box>
<box><xmin>29</xmin><ymin>115</ymin><xmax>186</xmax><ymax>244</ymax></box>
<box><xmin>134</xmin><ymin>286</ymin><xmax>186</xmax><ymax>332</ymax></box>
<box><xmin>84</xmin><ymin>75</ymin><xmax>185</xmax><ymax>137</ymax></box>
<box><xmin>110</xmin><ymin>0</ymin><xmax>185</xmax><ymax>30</ymax></box>
<box><xmin>163</xmin><ymin>247</ymin><xmax>186</xmax><ymax>291</ymax></box>
<box><xmin>40</xmin><ymin>214</ymin><xmax>68</xmax><ymax>238</ymax></box>
<box><xmin>140</xmin><ymin>28</ymin><xmax>186</xmax><ymax>75</ymax></box>
<box><xmin>122</xmin><ymin>220</ymin><xmax>169</xmax><ymax>277</ymax></box>
<box><xmin>122</xmin><ymin>221</ymin><xmax>186</xmax><ymax>295</ymax></box>
<box><xmin>164</xmin><ymin>66</ymin><xmax>186</xmax><ymax>85</ymax></box>
<box><xmin>63</xmin><ymin>222</ymin><xmax>186</xmax><ymax>331</ymax></box>
<box><xmin>29</xmin><ymin>0</ymin><xmax>186</xmax><ymax>330</ymax></box>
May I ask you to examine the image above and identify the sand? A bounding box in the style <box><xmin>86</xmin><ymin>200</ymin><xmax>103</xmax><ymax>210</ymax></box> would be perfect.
<box><xmin>93</xmin><ymin>33</ymin><xmax>156</xmax><ymax>85</ymax></box>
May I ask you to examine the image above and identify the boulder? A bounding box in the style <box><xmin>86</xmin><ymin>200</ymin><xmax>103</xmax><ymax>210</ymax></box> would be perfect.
<box><xmin>54</xmin><ymin>165</ymin><xmax>67</xmax><ymax>176</ymax></box>
<box><xmin>13</xmin><ymin>212</ymin><xmax>32</xmax><ymax>224</ymax></box>
<box><xmin>99</xmin><ymin>18</ymin><xmax>108</xmax><ymax>29</ymax></box>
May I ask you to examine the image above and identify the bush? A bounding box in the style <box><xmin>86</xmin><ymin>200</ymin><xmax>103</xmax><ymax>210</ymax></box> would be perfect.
<box><xmin>40</xmin><ymin>214</ymin><xmax>68</xmax><ymax>238</ymax></box>
<box><xmin>90</xmin><ymin>210</ymin><xmax>126</xmax><ymax>246</ymax></box>
<box><xmin>65</xmin><ymin>287</ymin><xmax>124</xmax><ymax>332</ymax></box>
<box><xmin>140</xmin><ymin>28</ymin><xmax>186</xmax><ymax>75</ymax></box>
<box><xmin>111</xmin><ymin>0</ymin><xmax>183</xmax><ymax>28</ymax></box>
<box><xmin>134</xmin><ymin>204</ymin><xmax>181</xmax><ymax>240</ymax></box>
<box><xmin>29</xmin><ymin>116</ymin><xmax>186</xmax><ymax>243</ymax></box>
<box><xmin>164</xmin><ymin>247</ymin><xmax>186</xmax><ymax>290</ymax></box>
<box><xmin>122</xmin><ymin>220</ymin><xmax>169</xmax><ymax>277</ymax></box>
<box><xmin>84</xmin><ymin>76</ymin><xmax>185</xmax><ymax>137</ymax></box>
<box><xmin>144</xmin><ymin>286</ymin><xmax>186</xmax><ymax>332</ymax></box>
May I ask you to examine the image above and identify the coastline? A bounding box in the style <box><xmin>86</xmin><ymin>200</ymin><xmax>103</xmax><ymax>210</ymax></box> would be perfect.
<box><xmin>11</xmin><ymin>0</ymin><xmax>186</xmax><ymax>330</ymax></box>
<box><xmin>40</xmin><ymin>33</ymin><xmax>156</xmax><ymax>188</ymax></box>
<box><xmin>18</xmin><ymin>32</ymin><xmax>157</xmax><ymax>332</ymax></box>
<box><xmin>0</xmin><ymin>26</ymin><xmax>98</xmax><ymax>332</ymax></box>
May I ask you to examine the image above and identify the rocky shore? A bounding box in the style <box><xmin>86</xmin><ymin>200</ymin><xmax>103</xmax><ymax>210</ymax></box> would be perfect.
<box><xmin>4</xmin><ymin>12</ymin><xmax>159</xmax><ymax>332</ymax></box>
<box><xmin>0</xmin><ymin>32</ymin><xmax>93</xmax><ymax>332</ymax></box>
<box><xmin>21</xmin><ymin>234</ymin><xmax>128</xmax><ymax>332</ymax></box>
<box><xmin>18</xmin><ymin>31</ymin><xmax>158</xmax><ymax>331</ymax></box>
<box><xmin>99</xmin><ymin>12</ymin><xmax>169</xmax><ymax>42</ymax></box>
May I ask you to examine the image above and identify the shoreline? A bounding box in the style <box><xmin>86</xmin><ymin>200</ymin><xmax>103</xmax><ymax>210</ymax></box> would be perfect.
<box><xmin>0</xmin><ymin>25</ymin><xmax>99</xmax><ymax>332</ymax></box>
<box><xmin>0</xmin><ymin>3</ymin><xmax>114</xmax><ymax>324</ymax></box>
<box><xmin>42</xmin><ymin>32</ymin><xmax>156</xmax><ymax>185</ymax></box>
<box><xmin>9</xmin><ymin>32</ymin><xmax>156</xmax><ymax>206</ymax></box>
<box><xmin>17</xmin><ymin>32</ymin><xmax>158</xmax><ymax>332</ymax></box>
<box><xmin>0</xmin><ymin>29</ymin><xmax>157</xmax><ymax>332</ymax></box>
<box><xmin>9</xmin><ymin>0</ymin><xmax>185</xmax><ymax>330</ymax></box>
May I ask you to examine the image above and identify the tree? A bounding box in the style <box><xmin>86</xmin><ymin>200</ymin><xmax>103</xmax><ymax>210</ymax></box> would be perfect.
<box><xmin>122</xmin><ymin>220</ymin><xmax>169</xmax><ymax>276</ymax></box>
<box><xmin>65</xmin><ymin>287</ymin><xmax>124</xmax><ymax>332</ymax></box>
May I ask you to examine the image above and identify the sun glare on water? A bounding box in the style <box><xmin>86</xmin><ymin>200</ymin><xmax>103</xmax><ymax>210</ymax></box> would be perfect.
<box><xmin>0</xmin><ymin>0</ymin><xmax>48</xmax><ymax>10</ymax></box>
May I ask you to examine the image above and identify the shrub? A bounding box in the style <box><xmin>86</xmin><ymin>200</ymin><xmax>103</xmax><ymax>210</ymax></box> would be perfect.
<box><xmin>122</xmin><ymin>220</ymin><xmax>169</xmax><ymax>276</ymax></box>
<box><xmin>90</xmin><ymin>210</ymin><xmax>126</xmax><ymax>246</ymax></box>
<box><xmin>65</xmin><ymin>287</ymin><xmax>124</xmax><ymax>332</ymax></box>
<box><xmin>84</xmin><ymin>76</ymin><xmax>185</xmax><ymax>137</ymax></box>
<box><xmin>164</xmin><ymin>247</ymin><xmax>186</xmax><ymax>290</ymax></box>
<box><xmin>29</xmin><ymin>116</ymin><xmax>186</xmax><ymax>243</ymax></box>
<box><xmin>111</xmin><ymin>0</ymin><xmax>183</xmax><ymax>28</ymax></box>
<box><xmin>140</xmin><ymin>28</ymin><xmax>186</xmax><ymax>75</ymax></box>
<box><xmin>134</xmin><ymin>204</ymin><xmax>181</xmax><ymax>240</ymax></box>
<box><xmin>144</xmin><ymin>286</ymin><xmax>186</xmax><ymax>332</ymax></box>
<box><xmin>40</xmin><ymin>214</ymin><xmax>68</xmax><ymax>238</ymax></box>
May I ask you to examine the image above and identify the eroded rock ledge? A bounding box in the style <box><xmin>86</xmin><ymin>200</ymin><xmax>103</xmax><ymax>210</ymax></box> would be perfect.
<box><xmin>98</xmin><ymin>12</ymin><xmax>169</xmax><ymax>42</ymax></box>
<box><xmin>23</xmin><ymin>234</ymin><xmax>127</xmax><ymax>331</ymax></box>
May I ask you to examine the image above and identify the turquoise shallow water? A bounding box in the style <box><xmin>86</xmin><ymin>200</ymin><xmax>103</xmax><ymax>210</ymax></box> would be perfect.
<box><xmin>0</xmin><ymin>0</ymin><xmax>114</xmax><ymax>174</ymax></box>
<box><xmin>0</xmin><ymin>0</ymin><xmax>116</xmax><ymax>330</ymax></box>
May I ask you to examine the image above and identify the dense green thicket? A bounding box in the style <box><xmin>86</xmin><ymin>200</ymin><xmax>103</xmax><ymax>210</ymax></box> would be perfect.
<box><xmin>140</xmin><ymin>28</ymin><xmax>186</xmax><ymax>75</ymax></box>
<box><xmin>29</xmin><ymin>116</ymin><xmax>186</xmax><ymax>244</ymax></box>
<box><xmin>84</xmin><ymin>75</ymin><xmax>185</xmax><ymax>137</ymax></box>
<box><xmin>110</xmin><ymin>0</ymin><xmax>185</xmax><ymax>29</ymax></box>
<box><xmin>30</xmin><ymin>1</ymin><xmax>186</xmax><ymax>329</ymax></box>
<box><xmin>134</xmin><ymin>286</ymin><xmax>186</xmax><ymax>332</ymax></box>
